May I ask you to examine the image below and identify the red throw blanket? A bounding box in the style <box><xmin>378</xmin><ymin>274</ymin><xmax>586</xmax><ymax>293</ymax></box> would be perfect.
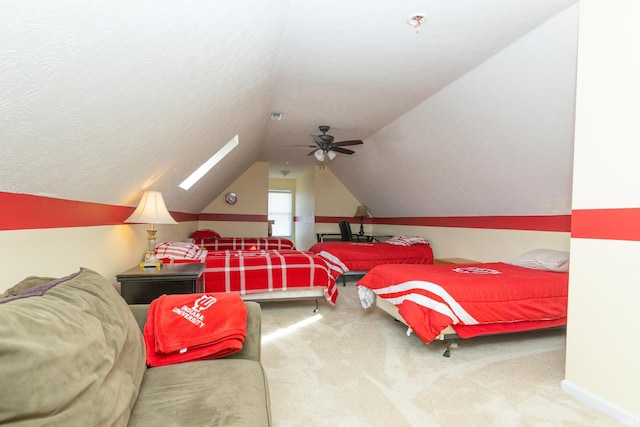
<box><xmin>357</xmin><ymin>262</ymin><xmax>568</xmax><ymax>344</ymax></box>
<box><xmin>143</xmin><ymin>293</ymin><xmax>247</xmax><ymax>367</ymax></box>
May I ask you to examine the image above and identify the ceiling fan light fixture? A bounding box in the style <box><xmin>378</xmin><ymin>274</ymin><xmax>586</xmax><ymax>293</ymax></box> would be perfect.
<box><xmin>327</xmin><ymin>150</ymin><xmax>336</xmax><ymax>160</ymax></box>
<box><xmin>314</xmin><ymin>149</ymin><xmax>325</xmax><ymax>161</ymax></box>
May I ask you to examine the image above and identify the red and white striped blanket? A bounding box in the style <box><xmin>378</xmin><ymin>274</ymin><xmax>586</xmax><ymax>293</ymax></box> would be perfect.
<box><xmin>201</xmin><ymin>250</ymin><xmax>340</xmax><ymax>304</ymax></box>
<box><xmin>357</xmin><ymin>262</ymin><xmax>568</xmax><ymax>344</ymax></box>
<box><xmin>196</xmin><ymin>237</ymin><xmax>295</xmax><ymax>251</ymax></box>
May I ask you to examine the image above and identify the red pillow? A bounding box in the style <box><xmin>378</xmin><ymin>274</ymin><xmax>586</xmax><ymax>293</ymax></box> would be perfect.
<box><xmin>189</xmin><ymin>229</ymin><xmax>221</xmax><ymax>240</ymax></box>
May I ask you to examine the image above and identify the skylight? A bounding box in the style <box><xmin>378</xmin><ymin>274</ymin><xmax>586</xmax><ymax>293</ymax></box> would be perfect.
<box><xmin>179</xmin><ymin>135</ymin><xmax>239</xmax><ymax>190</ymax></box>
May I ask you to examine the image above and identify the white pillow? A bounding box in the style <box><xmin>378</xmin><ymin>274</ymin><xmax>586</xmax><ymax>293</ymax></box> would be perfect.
<box><xmin>155</xmin><ymin>242</ymin><xmax>205</xmax><ymax>260</ymax></box>
<box><xmin>505</xmin><ymin>249</ymin><xmax>570</xmax><ymax>272</ymax></box>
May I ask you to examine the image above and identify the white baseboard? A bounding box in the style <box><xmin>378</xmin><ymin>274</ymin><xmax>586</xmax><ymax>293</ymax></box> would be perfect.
<box><xmin>561</xmin><ymin>380</ymin><xmax>640</xmax><ymax>426</ymax></box>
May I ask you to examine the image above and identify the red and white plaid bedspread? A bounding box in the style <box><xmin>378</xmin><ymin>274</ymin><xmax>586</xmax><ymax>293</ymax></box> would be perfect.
<box><xmin>197</xmin><ymin>237</ymin><xmax>295</xmax><ymax>251</ymax></box>
<box><xmin>357</xmin><ymin>262</ymin><xmax>568</xmax><ymax>343</ymax></box>
<box><xmin>202</xmin><ymin>250</ymin><xmax>340</xmax><ymax>304</ymax></box>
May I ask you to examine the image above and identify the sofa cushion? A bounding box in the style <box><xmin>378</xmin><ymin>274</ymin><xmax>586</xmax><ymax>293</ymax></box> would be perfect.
<box><xmin>129</xmin><ymin>359</ymin><xmax>271</xmax><ymax>427</ymax></box>
<box><xmin>0</xmin><ymin>268</ymin><xmax>146</xmax><ymax>426</ymax></box>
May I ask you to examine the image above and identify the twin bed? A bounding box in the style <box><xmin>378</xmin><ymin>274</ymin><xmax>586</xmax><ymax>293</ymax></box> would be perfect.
<box><xmin>356</xmin><ymin>249</ymin><xmax>570</xmax><ymax>356</ymax></box>
<box><xmin>198</xmin><ymin>249</ymin><xmax>339</xmax><ymax>309</ymax></box>
<box><xmin>308</xmin><ymin>237</ymin><xmax>434</xmax><ymax>284</ymax></box>
<box><xmin>157</xmin><ymin>237</ymin><xmax>338</xmax><ymax>311</ymax></box>
<box><xmin>199</xmin><ymin>237</ymin><xmax>296</xmax><ymax>251</ymax></box>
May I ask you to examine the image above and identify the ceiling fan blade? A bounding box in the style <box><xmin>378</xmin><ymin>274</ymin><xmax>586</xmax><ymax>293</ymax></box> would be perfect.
<box><xmin>332</xmin><ymin>147</ymin><xmax>355</xmax><ymax>155</ymax></box>
<box><xmin>307</xmin><ymin>149</ymin><xmax>320</xmax><ymax>156</ymax></box>
<box><xmin>333</xmin><ymin>140</ymin><xmax>364</xmax><ymax>147</ymax></box>
<box><xmin>286</xmin><ymin>144</ymin><xmax>317</xmax><ymax>147</ymax></box>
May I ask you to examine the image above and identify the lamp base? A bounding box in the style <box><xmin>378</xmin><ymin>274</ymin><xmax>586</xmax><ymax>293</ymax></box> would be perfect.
<box><xmin>141</xmin><ymin>251</ymin><xmax>162</xmax><ymax>269</ymax></box>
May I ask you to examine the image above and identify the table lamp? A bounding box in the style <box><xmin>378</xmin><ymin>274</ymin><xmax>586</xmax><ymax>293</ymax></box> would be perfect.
<box><xmin>353</xmin><ymin>205</ymin><xmax>371</xmax><ymax>236</ymax></box>
<box><xmin>125</xmin><ymin>191</ymin><xmax>177</xmax><ymax>267</ymax></box>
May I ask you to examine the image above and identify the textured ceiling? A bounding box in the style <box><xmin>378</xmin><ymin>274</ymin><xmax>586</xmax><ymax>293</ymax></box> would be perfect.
<box><xmin>0</xmin><ymin>1</ymin><xmax>578</xmax><ymax>215</ymax></box>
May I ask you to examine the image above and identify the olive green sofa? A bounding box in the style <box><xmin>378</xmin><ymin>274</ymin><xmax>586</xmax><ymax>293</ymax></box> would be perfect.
<box><xmin>0</xmin><ymin>268</ymin><xmax>271</xmax><ymax>426</ymax></box>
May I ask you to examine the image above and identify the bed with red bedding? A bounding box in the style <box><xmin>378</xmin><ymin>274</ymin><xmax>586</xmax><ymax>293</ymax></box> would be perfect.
<box><xmin>356</xmin><ymin>258</ymin><xmax>569</xmax><ymax>356</ymax></box>
<box><xmin>308</xmin><ymin>239</ymin><xmax>434</xmax><ymax>283</ymax></box>
<box><xmin>155</xmin><ymin>241</ymin><xmax>339</xmax><ymax>309</ymax></box>
<box><xmin>197</xmin><ymin>237</ymin><xmax>295</xmax><ymax>251</ymax></box>
<box><xmin>170</xmin><ymin>249</ymin><xmax>340</xmax><ymax>309</ymax></box>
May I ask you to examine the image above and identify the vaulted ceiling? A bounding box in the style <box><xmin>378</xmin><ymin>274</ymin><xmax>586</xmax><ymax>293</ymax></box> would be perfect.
<box><xmin>1</xmin><ymin>1</ymin><xmax>578</xmax><ymax>217</ymax></box>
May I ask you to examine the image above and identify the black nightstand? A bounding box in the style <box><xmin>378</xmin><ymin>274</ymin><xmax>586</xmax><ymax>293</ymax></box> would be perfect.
<box><xmin>116</xmin><ymin>263</ymin><xmax>206</xmax><ymax>304</ymax></box>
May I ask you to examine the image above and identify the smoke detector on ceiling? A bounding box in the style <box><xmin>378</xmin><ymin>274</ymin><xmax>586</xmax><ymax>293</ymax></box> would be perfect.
<box><xmin>407</xmin><ymin>13</ymin><xmax>426</xmax><ymax>33</ymax></box>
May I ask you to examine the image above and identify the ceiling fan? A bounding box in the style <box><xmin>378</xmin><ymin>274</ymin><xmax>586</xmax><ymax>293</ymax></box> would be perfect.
<box><xmin>306</xmin><ymin>125</ymin><xmax>364</xmax><ymax>161</ymax></box>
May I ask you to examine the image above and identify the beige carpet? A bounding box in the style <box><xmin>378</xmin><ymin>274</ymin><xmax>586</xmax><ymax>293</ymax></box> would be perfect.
<box><xmin>259</xmin><ymin>278</ymin><xmax>619</xmax><ymax>427</ymax></box>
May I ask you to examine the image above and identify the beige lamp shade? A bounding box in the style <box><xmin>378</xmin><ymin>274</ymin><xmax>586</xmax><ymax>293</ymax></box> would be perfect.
<box><xmin>125</xmin><ymin>191</ymin><xmax>177</xmax><ymax>225</ymax></box>
<box><xmin>353</xmin><ymin>205</ymin><xmax>371</xmax><ymax>218</ymax></box>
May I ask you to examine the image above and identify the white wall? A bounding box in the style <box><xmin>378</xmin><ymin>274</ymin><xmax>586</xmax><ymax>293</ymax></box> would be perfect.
<box><xmin>372</xmin><ymin>224</ymin><xmax>569</xmax><ymax>262</ymax></box>
<box><xmin>0</xmin><ymin>221</ymin><xmax>196</xmax><ymax>292</ymax></box>
<box><xmin>562</xmin><ymin>0</ymin><xmax>640</xmax><ymax>423</ymax></box>
<box><xmin>199</xmin><ymin>161</ymin><xmax>270</xmax><ymax>237</ymax></box>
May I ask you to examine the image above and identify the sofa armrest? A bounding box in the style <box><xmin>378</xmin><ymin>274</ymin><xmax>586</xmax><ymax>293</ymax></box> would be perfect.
<box><xmin>225</xmin><ymin>301</ymin><xmax>261</xmax><ymax>362</ymax></box>
<box><xmin>128</xmin><ymin>304</ymin><xmax>150</xmax><ymax>331</ymax></box>
<box><xmin>127</xmin><ymin>301</ymin><xmax>262</xmax><ymax>362</ymax></box>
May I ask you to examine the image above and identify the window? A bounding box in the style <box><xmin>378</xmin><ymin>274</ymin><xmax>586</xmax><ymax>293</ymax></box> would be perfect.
<box><xmin>179</xmin><ymin>135</ymin><xmax>239</xmax><ymax>190</ymax></box>
<box><xmin>268</xmin><ymin>190</ymin><xmax>293</xmax><ymax>237</ymax></box>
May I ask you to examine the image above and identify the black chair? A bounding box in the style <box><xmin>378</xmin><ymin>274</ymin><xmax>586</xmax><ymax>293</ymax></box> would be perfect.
<box><xmin>338</xmin><ymin>220</ymin><xmax>354</xmax><ymax>241</ymax></box>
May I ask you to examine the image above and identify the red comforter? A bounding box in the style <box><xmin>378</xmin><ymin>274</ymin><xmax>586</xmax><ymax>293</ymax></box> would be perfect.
<box><xmin>201</xmin><ymin>250</ymin><xmax>339</xmax><ymax>304</ymax></box>
<box><xmin>357</xmin><ymin>262</ymin><xmax>568</xmax><ymax>344</ymax></box>
<box><xmin>197</xmin><ymin>237</ymin><xmax>295</xmax><ymax>251</ymax></box>
<box><xmin>308</xmin><ymin>242</ymin><xmax>434</xmax><ymax>272</ymax></box>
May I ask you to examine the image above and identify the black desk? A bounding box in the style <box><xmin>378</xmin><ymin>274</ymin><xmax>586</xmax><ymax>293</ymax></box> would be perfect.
<box><xmin>315</xmin><ymin>233</ymin><xmax>392</xmax><ymax>243</ymax></box>
<box><xmin>364</xmin><ymin>235</ymin><xmax>393</xmax><ymax>242</ymax></box>
<box><xmin>316</xmin><ymin>233</ymin><xmax>342</xmax><ymax>242</ymax></box>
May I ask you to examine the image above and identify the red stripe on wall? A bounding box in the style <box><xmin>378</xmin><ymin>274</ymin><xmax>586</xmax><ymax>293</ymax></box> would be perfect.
<box><xmin>0</xmin><ymin>192</ymin><xmax>196</xmax><ymax>230</ymax></box>
<box><xmin>0</xmin><ymin>192</ymin><xmax>575</xmax><ymax>233</ymax></box>
<box><xmin>571</xmin><ymin>208</ymin><xmax>640</xmax><ymax>241</ymax></box>
<box><xmin>313</xmin><ymin>215</ymin><xmax>570</xmax><ymax>232</ymax></box>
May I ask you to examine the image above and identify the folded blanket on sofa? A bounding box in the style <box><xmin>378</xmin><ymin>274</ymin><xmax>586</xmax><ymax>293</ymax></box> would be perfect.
<box><xmin>143</xmin><ymin>293</ymin><xmax>247</xmax><ymax>367</ymax></box>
